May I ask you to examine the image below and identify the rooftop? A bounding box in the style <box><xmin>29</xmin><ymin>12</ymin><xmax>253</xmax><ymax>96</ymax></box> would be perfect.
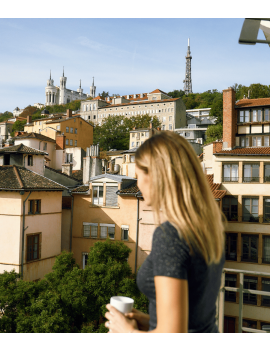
<box><xmin>98</xmin><ymin>97</ymin><xmax>180</xmax><ymax>110</ymax></box>
<box><xmin>206</xmin><ymin>174</ymin><xmax>226</xmax><ymax>200</ymax></box>
<box><xmin>116</xmin><ymin>181</ymin><xmax>141</xmax><ymax>196</ymax></box>
<box><xmin>13</xmin><ymin>132</ymin><xmax>56</xmax><ymax>143</ymax></box>
<box><xmin>214</xmin><ymin>147</ymin><xmax>270</xmax><ymax>156</ymax></box>
<box><xmin>0</xmin><ymin>165</ymin><xmax>66</xmax><ymax>191</ymax></box>
<box><xmin>0</xmin><ymin>143</ymin><xmax>48</xmax><ymax>155</ymax></box>
<box><xmin>236</xmin><ymin>97</ymin><xmax>270</xmax><ymax>108</ymax></box>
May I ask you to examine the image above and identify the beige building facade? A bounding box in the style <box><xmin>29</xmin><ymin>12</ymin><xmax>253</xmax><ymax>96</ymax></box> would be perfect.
<box><xmin>80</xmin><ymin>89</ymin><xmax>186</xmax><ymax>131</ymax></box>
<box><xmin>202</xmin><ymin>88</ymin><xmax>270</xmax><ymax>332</ymax></box>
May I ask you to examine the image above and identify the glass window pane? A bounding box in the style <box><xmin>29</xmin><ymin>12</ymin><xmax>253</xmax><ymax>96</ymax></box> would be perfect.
<box><xmin>265</xmin><ymin>165</ymin><xmax>270</xmax><ymax>181</ymax></box>
<box><xmin>244</xmin><ymin>165</ymin><xmax>251</xmax><ymax>180</ymax></box>
<box><xmin>241</xmin><ymin>137</ymin><xmax>245</xmax><ymax>147</ymax></box>
<box><xmin>257</xmin><ymin>137</ymin><xmax>262</xmax><ymax>147</ymax></box>
<box><xmin>265</xmin><ymin>109</ymin><xmax>269</xmax><ymax>121</ymax></box>
<box><xmin>108</xmin><ymin>227</ymin><xmax>115</xmax><ymax>239</ymax></box>
<box><xmin>100</xmin><ymin>226</ymin><xmax>107</xmax><ymax>239</ymax></box>
<box><xmin>245</xmin><ymin>110</ymin><xmax>249</xmax><ymax>122</ymax></box>
<box><xmin>252</xmin><ymin>164</ymin><xmax>259</xmax><ymax>179</ymax></box>
<box><xmin>223</xmin><ymin>164</ymin><xmax>230</xmax><ymax>180</ymax></box>
<box><xmin>84</xmin><ymin>225</ymin><xmax>90</xmax><ymax>237</ymax></box>
<box><xmin>258</xmin><ymin>110</ymin><xmax>262</xmax><ymax>121</ymax></box>
<box><xmin>253</xmin><ymin>110</ymin><xmax>257</xmax><ymax>122</ymax></box>
<box><xmin>246</xmin><ymin>137</ymin><xmax>249</xmax><ymax>147</ymax></box>
<box><xmin>91</xmin><ymin>225</ymin><xmax>98</xmax><ymax>238</ymax></box>
<box><xmin>231</xmin><ymin>165</ymin><xmax>238</xmax><ymax>180</ymax></box>
<box><xmin>265</xmin><ymin>136</ymin><xmax>269</xmax><ymax>147</ymax></box>
<box><xmin>252</xmin><ymin>137</ymin><xmax>256</xmax><ymax>147</ymax></box>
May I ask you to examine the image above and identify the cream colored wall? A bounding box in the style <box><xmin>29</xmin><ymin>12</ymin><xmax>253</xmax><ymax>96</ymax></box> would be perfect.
<box><xmin>72</xmin><ymin>192</ymin><xmax>138</xmax><ymax>271</ymax></box>
<box><xmin>41</xmin><ymin>127</ymin><xmax>58</xmax><ymax>140</ymax></box>
<box><xmin>121</xmin><ymin>160</ymin><xmax>136</xmax><ymax>178</ymax></box>
<box><xmin>65</xmin><ymin>147</ymin><xmax>82</xmax><ymax>170</ymax></box>
<box><xmin>238</xmin><ymin>126</ymin><xmax>250</xmax><ymax>134</ymax></box>
<box><xmin>55</xmin><ymin>149</ymin><xmax>65</xmax><ymax>170</ymax></box>
<box><xmin>251</xmin><ymin>125</ymin><xmax>263</xmax><ymax>134</ymax></box>
<box><xmin>0</xmin><ymin>191</ymin><xmax>62</xmax><ymax>281</ymax></box>
<box><xmin>265</xmin><ymin>125</ymin><xmax>270</xmax><ymax>133</ymax></box>
<box><xmin>202</xmin><ymin>143</ymin><xmax>214</xmax><ymax>174</ymax></box>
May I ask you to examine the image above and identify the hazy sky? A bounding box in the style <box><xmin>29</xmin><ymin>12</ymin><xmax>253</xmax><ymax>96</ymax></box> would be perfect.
<box><xmin>1</xmin><ymin>12</ymin><xmax>269</xmax><ymax>113</ymax></box>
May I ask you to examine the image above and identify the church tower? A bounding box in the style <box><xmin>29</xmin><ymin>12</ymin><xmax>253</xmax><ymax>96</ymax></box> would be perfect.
<box><xmin>45</xmin><ymin>70</ymin><xmax>58</xmax><ymax>106</ymax></box>
<box><xmin>183</xmin><ymin>38</ymin><xmax>192</xmax><ymax>95</ymax></box>
<box><xmin>59</xmin><ymin>67</ymin><xmax>67</xmax><ymax>104</ymax></box>
<box><xmin>90</xmin><ymin>77</ymin><xmax>96</xmax><ymax>98</ymax></box>
<box><xmin>77</xmin><ymin>79</ymin><xmax>83</xmax><ymax>94</ymax></box>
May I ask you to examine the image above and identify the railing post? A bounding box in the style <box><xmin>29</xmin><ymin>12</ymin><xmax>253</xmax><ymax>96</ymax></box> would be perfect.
<box><xmin>238</xmin><ymin>273</ymin><xmax>244</xmax><ymax>333</ymax></box>
<box><xmin>218</xmin><ymin>270</ymin><xmax>225</xmax><ymax>333</ymax></box>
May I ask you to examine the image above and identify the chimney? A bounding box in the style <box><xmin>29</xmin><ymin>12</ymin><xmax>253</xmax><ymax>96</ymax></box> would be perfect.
<box><xmin>27</xmin><ymin>115</ymin><xmax>32</xmax><ymax>124</ymax></box>
<box><xmin>83</xmin><ymin>144</ymin><xmax>102</xmax><ymax>184</ymax></box>
<box><xmin>157</xmin><ymin>127</ymin><xmax>161</xmax><ymax>131</ymax></box>
<box><xmin>133</xmin><ymin>94</ymin><xmax>136</xmax><ymax>99</ymax></box>
<box><xmin>126</xmin><ymin>95</ymin><xmax>129</xmax><ymax>99</ymax></box>
<box><xmin>62</xmin><ymin>163</ymin><xmax>73</xmax><ymax>177</ymax></box>
<box><xmin>248</xmin><ymin>90</ymin><xmax>251</xmax><ymax>99</ymax></box>
<box><xmin>149</xmin><ymin>122</ymin><xmax>153</xmax><ymax>129</ymax></box>
<box><xmin>56</xmin><ymin>134</ymin><xmax>66</xmax><ymax>150</ymax></box>
<box><xmin>106</xmin><ymin>97</ymin><xmax>110</xmax><ymax>102</ymax></box>
<box><xmin>223</xmin><ymin>87</ymin><xmax>236</xmax><ymax>150</ymax></box>
<box><xmin>66</xmin><ymin>109</ymin><xmax>72</xmax><ymax>118</ymax></box>
<box><xmin>140</xmin><ymin>93</ymin><xmax>143</xmax><ymax>98</ymax></box>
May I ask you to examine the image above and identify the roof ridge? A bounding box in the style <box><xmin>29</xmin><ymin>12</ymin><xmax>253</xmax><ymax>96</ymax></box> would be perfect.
<box><xmin>13</xmin><ymin>165</ymin><xmax>24</xmax><ymax>188</ymax></box>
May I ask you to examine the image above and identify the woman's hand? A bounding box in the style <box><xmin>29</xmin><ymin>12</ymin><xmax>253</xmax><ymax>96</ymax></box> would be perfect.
<box><xmin>105</xmin><ymin>304</ymin><xmax>138</xmax><ymax>333</ymax></box>
<box><xmin>125</xmin><ymin>308</ymin><xmax>150</xmax><ymax>331</ymax></box>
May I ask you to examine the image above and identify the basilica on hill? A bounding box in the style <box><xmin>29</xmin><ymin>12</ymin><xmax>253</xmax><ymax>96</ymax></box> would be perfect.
<box><xmin>45</xmin><ymin>68</ymin><xmax>96</xmax><ymax>106</ymax></box>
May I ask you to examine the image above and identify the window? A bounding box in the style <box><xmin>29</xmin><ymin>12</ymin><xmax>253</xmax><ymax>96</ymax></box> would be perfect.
<box><xmin>82</xmin><ymin>253</ymin><xmax>88</xmax><ymax>269</ymax></box>
<box><xmin>39</xmin><ymin>121</ymin><xmax>42</xmax><ymax>125</ymax></box>
<box><xmin>262</xmin><ymin>278</ymin><xmax>270</xmax><ymax>306</ymax></box>
<box><xmin>243</xmin><ymin>164</ymin><xmax>259</xmax><ymax>182</ymax></box>
<box><xmin>66</xmin><ymin>126</ymin><xmax>69</xmax><ymax>133</ymax></box>
<box><xmin>100</xmin><ymin>224</ymin><xmax>115</xmax><ymax>239</ymax></box>
<box><xmin>86</xmin><ymin>105</ymin><xmax>88</xmax><ymax>111</ymax></box>
<box><xmin>243</xmin><ymin>277</ymin><xmax>257</xmax><ymax>305</ymax></box>
<box><xmin>28</xmin><ymin>200</ymin><xmax>41</xmax><ymax>215</ymax></box>
<box><xmin>242</xmin><ymin>234</ymin><xmax>258</xmax><ymax>262</ymax></box>
<box><xmin>130</xmin><ymin>155</ymin><xmax>135</xmax><ymax>163</ymax></box>
<box><xmin>252</xmin><ymin>110</ymin><xmax>262</xmax><ymax>122</ymax></box>
<box><xmin>243</xmin><ymin>319</ymin><xmax>257</xmax><ymax>330</ymax></box>
<box><xmin>169</xmin><ymin>124</ymin><xmax>172</xmax><ymax>130</ymax></box>
<box><xmin>121</xmin><ymin>225</ymin><xmax>129</xmax><ymax>241</ymax></box>
<box><xmin>162</xmin><ymin>125</ymin><xmax>165</xmax><ymax>130</ymax></box>
<box><xmin>105</xmin><ymin>186</ymin><xmax>118</xmax><ymax>207</ymax></box>
<box><xmin>163</xmin><ymin>117</ymin><xmax>166</xmax><ymax>122</ymax></box>
<box><xmin>28</xmin><ymin>155</ymin><xmax>33</xmax><ymax>166</ymax></box>
<box><xmin>265</xmin><ymin>164</ymin><xmax>270</xmax><ymax>182</ymax></box>
<box><xmin>252</xmin><ymin>136</ymin><xmax>262</xmax><ymax>147</ymax></box>
<box><xmin>145</xmin><ymin>132</ymin><xmax>149</xmax><ymax>137</ymax></box>
<box><xmin>43</xmin><ymin>143</ymin><xmax>47</xmax><ymax>151</ymax></box>
<box><xmin>75</xmin><ymin>140</ymin><xmax>77</xmax><ymax>147</ymax></box>
<box><xmin>223</xmin><ymin>164</ymin><xmax>238</xmax><ymax>182</ymax></box>
<box><xmin>243</xmin><ymin>198</ymin><xmax>259</xmax><ymax>222</ymax></box>
<box><xmin>70</xmin><ymin>127</ymin><xmax>73</xmax><ymax>133</ymax></box>
<box><xmin>225</xmin><ymin>233</ymin><xmax>237</xmax><ymax>260</ymax></box>
<box><xmin>264</xmin><ymin>198</ymin><xmax>270</xmax><ymax>222</ymax></box>
<box><xmin>83</xmin><ymin>222</ymin><xmax>98</xmax><ymax>238</ymax></box>
<box><xmin>66</xmin><ymin>139</ymin><xmax>69</xmax><ymax>145</ymax></box>
<box><xmin>223</xmin><ymin>197</ymin><xmax>238</xmax><ymax>221</ymax></box>
<box><xmin>57</xmin><ymin>125</ymin><xmax>60</xmax><ymax>130</ymax></box>
<box><xmin>70</xmin><ymin>139</ymin><xmax>73</xmax><ymax>146</ymax></box>
<box><xmin>265</xmin><ymin>109</ymin><xmax>269</xmax><ymax>121</ymax></box>
<box><xmin>136</xmin><ymin>142</ymin><xmax>140</xmax><ymax>147</ymax></box>
<box><xmin>265</xmin><ymin>136</ymin><xmax>269</xmax><ymax>146</ymax></box>
<box><xmin>66</xmin><ymin>153</ymin><xmax>73</xmax><ymax>163</ymax></box>
<box><xmin>75</xmin><ymin>128</ymin><xmax>77</xmax><ymax>134</ymax></box>
<box><xmin>239</xmin><ymin>110</ymin><xmax>249</xmax><ymax>122</ymax></box>
<box><xmin>27</xmin><ymin>234</ymin><xmax>40</xmax><ymax>261</ymax></box>
<box><xmin>131</xmin><ymin>142</ymin><xmax>135</xmax><ymax>147</ymax></box>
<box><xmin>132</xmin><ymin>133</ymin><xmax>135</xmax><ymax>138</ymax></box>
<box><xmin>263</xmin><ymin>236</ymin><xmax>270</xmax><ymax>263</ymax></box>
<box><xmin>225</xmin><ymin>274</ymin><xmax>237</xmax><ymax>302</ymax></box>
<box><xmin>141</xmin><ymin>133</ymin><xmax>144</xmax><ymax>137</ymax></box>
<box><xmin>93</xmin><ymin>186</ymin><xmax>103</xmax><ymax>205</ymax></box>
<box><xmin>93</xmin><ymin>115</ymin><xmax>96</xmax><ymax>120</ymax></box>
<box><xmin>240</xmin><ymin>136</ymin><xmax>250</xmax><ymax>147</ymax></box>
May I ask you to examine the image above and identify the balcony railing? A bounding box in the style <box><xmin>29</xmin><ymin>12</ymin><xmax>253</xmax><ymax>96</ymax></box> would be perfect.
<box><xmin>241</xmin><ymin>254</ymin><xmax>258</xmax><ymax>263</ymax></box>
<box><xmin>262</xmin><ymin>255</ymin><xmax>270</xmax><ymax>264</ymax></box>
<box><xmin>243</xmin><ymin>177</ymin><xmax>260</xmax><ymax>182</ymax></box>
<box><xmin>222</xmin><ymin>177</ymin><xmax>239</xmax><ymax>182</ymax></box>
<box><xmin>217</xmin><ymin>268</ymin><xmax>270</xmax><ymax>333</ymax></box>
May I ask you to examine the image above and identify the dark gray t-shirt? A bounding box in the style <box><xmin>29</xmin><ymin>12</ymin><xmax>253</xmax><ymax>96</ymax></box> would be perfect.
<box><xmin>136</xmin><ymin>221</ymin><xmax>225</xmax><ymax>332</ymax></box>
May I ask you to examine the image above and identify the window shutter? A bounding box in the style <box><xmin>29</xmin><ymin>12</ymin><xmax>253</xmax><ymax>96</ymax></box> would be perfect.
<box><xmin>106</xmin><ymin>186</ymin><xmax>118</xmax><ymax>207</ymax></box>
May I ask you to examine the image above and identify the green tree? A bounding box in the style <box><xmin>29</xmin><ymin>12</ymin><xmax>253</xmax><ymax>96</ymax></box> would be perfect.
<box><xmin>93</xmin><ymin>114</ymin><xmax>161</xmax><ymax>151</ymax></box>
<box><xmin>0</xmin><ymin>111</ymin><xmax>13</xmax><ymax>122</ymax></box>
<box><xmin>205</xmin><ymin>124</ymin><xmax>223</xmax><ymax>144</ymax></box>
<box><xmin>0</xmin><ymin>242</ymin><xmax>148</xmax><ymax>333</ymax></box>
<box><xmin>11</xmin><ymin>120</ymin><xmax>27</xmax><ymax>136</ymax></box>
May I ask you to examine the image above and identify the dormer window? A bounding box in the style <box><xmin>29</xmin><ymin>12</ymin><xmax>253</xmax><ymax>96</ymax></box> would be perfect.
<box><xmin>28</xmin><ymin>155</ymin><xmax>33</xmax><ymax>166</ymax></box>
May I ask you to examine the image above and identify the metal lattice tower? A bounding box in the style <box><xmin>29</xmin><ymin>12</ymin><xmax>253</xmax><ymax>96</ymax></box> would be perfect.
<box><xmin>183</xmin><ymin>38</ymin><xmax>192</xmax><ymax>94</ymax></box>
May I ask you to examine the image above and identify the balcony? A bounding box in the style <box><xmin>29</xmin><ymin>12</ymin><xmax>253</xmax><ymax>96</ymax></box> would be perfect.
<box><xmin>217</xmin><ymin>268</ymin><xmax>270</xmax><ymax>333</ymax></box>
<box><xmin>222</xmin><ymin>177</ymin><xmax>239</xmax><ymax>182</ymax></box>
<box><xmin>243</xmin><ymin>177</ymin><xmax>260</xmax><ymax>182</ymax></box>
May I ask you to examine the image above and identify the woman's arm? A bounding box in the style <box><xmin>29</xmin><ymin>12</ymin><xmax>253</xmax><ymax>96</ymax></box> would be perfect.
<box><xmin>105</xmin><ymin>276</ymin><xmax>188</xmax><ymax>333</ymax></box>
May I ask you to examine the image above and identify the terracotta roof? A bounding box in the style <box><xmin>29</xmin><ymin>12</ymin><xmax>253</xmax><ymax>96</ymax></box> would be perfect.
<box><xmin>13</xmin><ymin>132</ymin><xmax>56</xmax><ymax>143</ymax></box>
<box><xmin>99</xmin><ymin>97</ymin><xmax>180</xmax><ymax>109</ymax></box>
<box><xmin>236</xmin><ymin>97</ymin><xmax>270</xmax><ymax>108</ymax></box>
<box><xmin>215</xmin><ymin>147</ymin><xmax>270</xmax><ymax>156</ymax></box>
<box><xmin>117</xmin><ymin>181</ymin><xmax>141</xmax><ymax>196</ymax></box>
<box><xmin>149</xmin><ymin>89</ymin><xmax>169</xmax><ymax>95</ymax></box>
<box><xmin>206</xmin><ymin>174</ymin><xmax>226</xmax><ymax>200</ymax></box>
<box><xmin>0</xmin><ymin>165</ymin><xmax>66</xmax><ymax>191</ymax></box>
<box><xmin>0</xmin><ymin>143</ymin><xmax>48</xmax><ymax>155</ymax></box>
<box><xmin>72</xmin><ymin>170</ymin><xmax>83</xmax><ymax>181</ymax></box>
<box><xmin>198</xmin><ymin>153</ymin><xmax>203</xmax><ymax>161</ymax></box>
<box><xmin>72</xmin><ymin>185</ymin><xmax>89</xmax><ymax>193</ymax></box>
<box><xmin>93</xmin><ymin>96</ymin><xmax>106</xmax><ymax>101</ymax></box>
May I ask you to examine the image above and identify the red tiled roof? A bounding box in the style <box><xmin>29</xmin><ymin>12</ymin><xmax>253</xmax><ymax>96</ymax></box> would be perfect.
<box><xmin>93</xmin><ymin>96</ymin><xmax>106</xmax><ymax>101</ymax></box>
<box><xmin>206</xmin><ymin>174</ymin><xmax>226</xmax><ymax>200</ymax></box>
<box><xmin>149</xmin><ymin>89</ymin><xmax>168</xmax><ymax>95</ymax></box>
<box><xmin>236</xmin><ymin>97</ymin><xmax>270</xmax><ymax>108</ymax></box>
<box><xmin>215</xmin><ymin>147</ymin><xmax>270</xmax><ymax>155</ymax></box>
<box><xmin>198</xmin><ymin>153</ymin><xmax>203</xmax><ymax>161</ymax></box>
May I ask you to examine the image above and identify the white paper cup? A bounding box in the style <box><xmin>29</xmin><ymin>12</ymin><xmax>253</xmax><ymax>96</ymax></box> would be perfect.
<box><xmin>110</xmin><ymin>296</ymin><xmax>134</xmax><ymax>314</ymax></box>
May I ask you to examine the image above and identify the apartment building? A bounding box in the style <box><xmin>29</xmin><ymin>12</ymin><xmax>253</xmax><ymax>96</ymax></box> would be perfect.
<box><xmin>24</xmin><ymin>110</ymin><xmax>94</xmax><ymax>151</ymax></box>
<box><xmin>80</xmin><ymin>89</ymin><xmax>186</xmax><ymax>131</ymax></box>
<box><xmin>0</xmin><ymin>165</ymin><xmax>66</xmax><ymax>281</ymax></box>
<box><xmin>203</xmin><ymin>87</ymin><xmax>270</xmax><ymax>332</ymax></box>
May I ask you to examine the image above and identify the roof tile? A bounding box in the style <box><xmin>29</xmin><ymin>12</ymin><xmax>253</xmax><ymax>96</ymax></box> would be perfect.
<box><xmin>215</xmin><ymin>147</ymin><xmax>270</xmax><ymax>155</ymax></box>
<box><xmin>236</xmin><ymin>97</ymin><xmax>270</xmax><ymax>108</ymax></box>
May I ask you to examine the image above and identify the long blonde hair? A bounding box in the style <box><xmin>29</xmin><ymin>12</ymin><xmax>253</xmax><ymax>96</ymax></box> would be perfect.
<box><xmin>135</xmin><ymin>131</ymin><xmax>225</xmax><ymax>265</ymax></box>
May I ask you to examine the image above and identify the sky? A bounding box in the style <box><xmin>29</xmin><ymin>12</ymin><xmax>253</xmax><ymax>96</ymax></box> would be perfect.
<box><xmin>1</xmin><ymin>3</ymin><xmax>270</xmax><ymax>114</ymax></box>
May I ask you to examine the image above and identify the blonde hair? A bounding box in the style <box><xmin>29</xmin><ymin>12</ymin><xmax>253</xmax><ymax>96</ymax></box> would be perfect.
<box><xmin>135</xmin><ymin>131</ymin><xmax>225</xmax><ymax>265</ymax></box>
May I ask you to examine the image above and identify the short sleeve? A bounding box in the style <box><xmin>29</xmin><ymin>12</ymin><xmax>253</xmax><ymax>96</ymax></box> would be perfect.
<box><xmin>151</xmin><ymin>222</ymin><xmax>190</xmax><ymax>280</ymax></box>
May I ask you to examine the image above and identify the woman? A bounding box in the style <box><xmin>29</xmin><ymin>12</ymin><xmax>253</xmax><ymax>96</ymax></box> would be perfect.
<box><xmin>105</xmin><ymin>131</ymin><xmax>225</xmax><ymax>333</ymax></box>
